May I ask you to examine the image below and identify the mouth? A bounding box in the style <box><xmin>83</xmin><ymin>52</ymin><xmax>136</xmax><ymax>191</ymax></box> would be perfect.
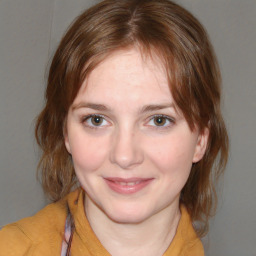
<box><xmin>104</xmin><ymin>177</ymin><xmax>154</xmax><ymax>194</ymax></box>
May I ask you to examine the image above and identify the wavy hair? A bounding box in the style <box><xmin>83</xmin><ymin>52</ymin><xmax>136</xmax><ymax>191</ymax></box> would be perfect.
<box><xmin>35</xmin><ymin>0</ymin><xmax>229</xmax><ymax>236</ymax></box>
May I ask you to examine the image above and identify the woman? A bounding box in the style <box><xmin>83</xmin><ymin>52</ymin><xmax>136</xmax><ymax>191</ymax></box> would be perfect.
<box><xmin>0</xmin><ymin>0</ymin><xmax>228</xmax><ymax>255</ymax></box>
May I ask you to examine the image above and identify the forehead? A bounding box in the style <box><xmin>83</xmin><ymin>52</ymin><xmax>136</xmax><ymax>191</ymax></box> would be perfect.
<box><xmin>73</xmin><ymin>48</ymin><xmax>174</xmax><ymax>106</ymax></box>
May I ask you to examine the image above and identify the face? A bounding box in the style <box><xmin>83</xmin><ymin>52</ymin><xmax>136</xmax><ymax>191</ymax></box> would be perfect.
<box><xmin>65</xmin><ymin>48</ymin><xmax>208</xmax><ymax>224</ymax></box>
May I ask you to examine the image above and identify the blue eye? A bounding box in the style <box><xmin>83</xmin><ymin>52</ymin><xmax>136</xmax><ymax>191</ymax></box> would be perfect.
<box><xmin>83</xmin><ymin>115</ymin><xmax>108</xmax><ymax>127</ymax></box>
<box><xmin>148</xmin><ymin>115</ymin><xmax>174</xmax><ymax>127</ymax></box>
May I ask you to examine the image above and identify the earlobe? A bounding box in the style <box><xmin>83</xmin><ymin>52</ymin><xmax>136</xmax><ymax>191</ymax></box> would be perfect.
<box><xmin>63</xmin><ymin>119</ymin><xmax>72</xmax><ymax>154</ymax></box>
<box><xmin>192</xmin><ymin>128</ymin><xmax>209</xmax><ymax>163</ymax></box>
<box><xmin>64</xmin><ymin>135</ymin><xmax>72</xmax><ymax>154</ymax></box>
<box><xmin>63</xmin><ymin>127</ymin><xmax>72</xmax><ymax>154</ymax></box>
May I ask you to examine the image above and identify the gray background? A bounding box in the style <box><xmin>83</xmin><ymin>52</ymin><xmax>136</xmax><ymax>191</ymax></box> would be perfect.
<box><xmin>0</xmin><ymin>0</ymin><xmax>255</xmax><ymax>255</ymax></box>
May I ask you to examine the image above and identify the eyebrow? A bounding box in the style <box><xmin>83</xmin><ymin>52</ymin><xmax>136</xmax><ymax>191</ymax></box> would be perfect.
<box><xmin>72</xmin><ymin>102</ymin><xmax>110</xmax><ymax>111</ymax></box>
<box><xmin>139</xmin><ymin>103</ymin><xmax>175</xmax><ymax>113</ymax></box>
<box><xmin>72</xmin><ymin>102</ymin><xmax>175</xmax><ymax>113</ymax></box>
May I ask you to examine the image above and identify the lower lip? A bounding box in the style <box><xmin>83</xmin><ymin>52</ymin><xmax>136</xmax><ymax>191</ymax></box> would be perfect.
<box><xmin>104</xmin><ymin>179</ymin><xmax>154</xmax><ymax>194</ymax></box>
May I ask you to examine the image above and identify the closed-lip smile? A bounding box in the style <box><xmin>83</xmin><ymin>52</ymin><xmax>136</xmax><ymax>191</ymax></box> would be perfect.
<box><xmin>104</xmin><ymin>177</ymin><xmax>154</xmax><ymax>194</ymax></box>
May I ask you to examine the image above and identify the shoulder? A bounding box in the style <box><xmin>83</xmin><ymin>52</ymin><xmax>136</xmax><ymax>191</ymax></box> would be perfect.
<box><xmin>181</xmin><ymin>239</ymin><xmax>204</xmax><ymax>256</ymax></box>
<box><xmin>0</xmin><ymin>190</ymin><xmax>79</xmax><ymax>256</ymax></box>
<box><xmin>0</xmin><ymin>222</ymin><xmax>33</xmax><ymax>256</ymax></box>
<box><xmin>179</xmin><ymin>205</ymin><xmax>205</xmax><ymax>256</ymax></box>
<box><xmin>165</xmin><ymin>205</ymin><xmax>204</xmax><ymax>256</ymax></box>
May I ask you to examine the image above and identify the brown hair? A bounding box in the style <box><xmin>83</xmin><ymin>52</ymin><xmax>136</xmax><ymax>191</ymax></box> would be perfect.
<box><xmin>35</xmin><ymin>0</ymin><xmax>228</xmax><ymax>236</ymax></box>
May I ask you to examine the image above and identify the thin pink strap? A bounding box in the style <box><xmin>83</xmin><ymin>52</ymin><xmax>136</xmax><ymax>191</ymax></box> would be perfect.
<box><xmin>61</xmin><ymin>215</ymin><xmax>72</xmax><ymax>256</ymax></box>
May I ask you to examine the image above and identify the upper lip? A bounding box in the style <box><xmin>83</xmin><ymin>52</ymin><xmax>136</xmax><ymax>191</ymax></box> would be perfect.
<box><xmin>104</xmin><ymin>177</ymin><xmax>154</xmax><ymax>182</ymax></box>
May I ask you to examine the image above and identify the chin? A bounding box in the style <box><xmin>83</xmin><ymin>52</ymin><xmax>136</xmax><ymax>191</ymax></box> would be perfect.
<box><xmin>103</xmin><ymin>205</ymin><xmax>153</xmax><ymax>224</ymax></box>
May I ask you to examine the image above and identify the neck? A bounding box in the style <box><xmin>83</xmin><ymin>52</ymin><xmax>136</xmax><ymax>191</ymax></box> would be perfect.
<box><xmin>85</xmin><ymin>196</ymin><xmax>181</xmax><ymax>256</ymax></box>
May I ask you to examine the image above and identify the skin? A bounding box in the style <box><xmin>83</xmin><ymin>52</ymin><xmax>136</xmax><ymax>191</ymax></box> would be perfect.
<box><xmin>64</xmin><ymin>48</ymin><xmax>208</xmax><ymax>256</ymax></box>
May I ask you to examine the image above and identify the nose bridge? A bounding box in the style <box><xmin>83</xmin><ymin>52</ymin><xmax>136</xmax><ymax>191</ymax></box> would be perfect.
<box><xmin>110</xmin><ymin>124</ymin><xmax>143</xmax><ymax>169</ymax></box>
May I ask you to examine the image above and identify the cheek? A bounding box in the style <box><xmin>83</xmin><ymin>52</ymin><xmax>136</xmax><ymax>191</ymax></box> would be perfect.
<box><xmin>145</xmin><ymin>133</ymin><xmax>197</xmax><ymax>176</ymax></box>
<box><xmin>70</xmin><ymin>134</ymin><xmax>109</xmax><ymax>173</ymax></box>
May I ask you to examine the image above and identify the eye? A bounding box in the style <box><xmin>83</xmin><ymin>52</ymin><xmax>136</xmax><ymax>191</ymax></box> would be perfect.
<box><xmin>147</xmin><ymin>115</ymin><xmax>174</xmax><ymax>127</ymax></box>
<box><xmin>83</xmin><ymin>114</ymin><xmax>109</xmax><ymax>128</ymax></box>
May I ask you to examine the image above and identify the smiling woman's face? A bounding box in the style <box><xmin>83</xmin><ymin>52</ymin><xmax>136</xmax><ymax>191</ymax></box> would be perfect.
<box><xmin>64</xmin><ymin>48</ymin><xmax>208</xmax><ymax>224</ymax></box>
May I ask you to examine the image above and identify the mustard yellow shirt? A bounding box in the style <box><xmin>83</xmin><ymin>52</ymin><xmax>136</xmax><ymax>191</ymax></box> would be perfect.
<box><xmin>0</xmin><ymin>189</ymin><xmax>204</xmax><ymax>256</ymax></box>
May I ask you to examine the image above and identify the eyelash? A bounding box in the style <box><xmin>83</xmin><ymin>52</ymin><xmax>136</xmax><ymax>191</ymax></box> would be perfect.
<box><xmin>147</xmin><ymin>114</ymin><xmax>175</xmax><ymax>129</ymax></box>
<box><xmin>80</xmin><ymin>114</ymin><xmax>175</xmax><ymax>130</ymax></box>
<box><xmin>81</xmin><ymin>114</ymin><xmax>109</xmax><ymax>129</ymax></box>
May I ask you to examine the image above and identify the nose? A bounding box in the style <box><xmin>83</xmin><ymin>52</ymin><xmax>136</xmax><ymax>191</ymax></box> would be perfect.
<box><xmin>109</xmin><ymin>127</ymin><xmax>144</xmax><ymax>169</ymax></box>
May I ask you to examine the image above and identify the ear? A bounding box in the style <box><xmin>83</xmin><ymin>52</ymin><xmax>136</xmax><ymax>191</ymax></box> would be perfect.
<box><xmin>192</xmin><ymin>128</ymin><xmax>209</xmax><ymax>163</ymax></box>
<box><xmin>64</xmin><ymin>134</ymin><xmax>72</xmax><ymax>154</ymax></box>
<box><xmin>63</xmin><ymin>124</ymin><xmax>72</xmax><ymax>154</ymax></box>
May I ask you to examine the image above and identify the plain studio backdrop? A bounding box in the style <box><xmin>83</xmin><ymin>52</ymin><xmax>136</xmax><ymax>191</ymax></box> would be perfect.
<box><xmin>0</xmin><ymin>1</ymin><xmax>255</xmax><ymax>255</ymax></box>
